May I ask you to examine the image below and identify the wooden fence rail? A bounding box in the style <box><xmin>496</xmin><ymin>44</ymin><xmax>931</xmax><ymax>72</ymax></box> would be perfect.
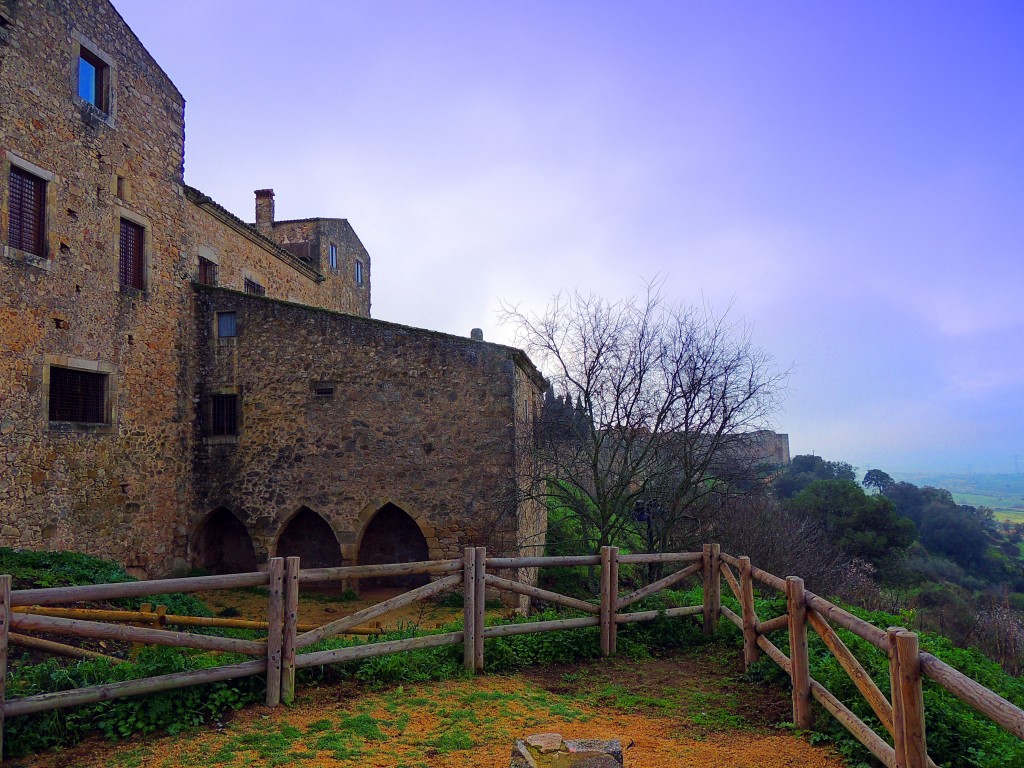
<box><xmin>1</xmin><ymin>546</ymin><xmax>1023</xmax><ymax>765</ymax></box>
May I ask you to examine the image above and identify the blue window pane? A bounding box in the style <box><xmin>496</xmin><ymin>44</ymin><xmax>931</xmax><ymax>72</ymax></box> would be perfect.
<box><xmin>78</xmin><ymin>57</ymin><xmax>97</xmax><ymax>104</ymax></box>
<box><xmin>217</xmin><ymin>312</ymin><xmax>236</xmax><ymax>338</ymax></box>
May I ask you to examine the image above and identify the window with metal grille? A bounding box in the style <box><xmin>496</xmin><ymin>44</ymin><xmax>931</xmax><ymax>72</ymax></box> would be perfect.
<box><xmin>119</xmin><ymin>218</ymin><xmax>145</xmax><ymax>289</ymax></box>
<box><xmin>355</xmin><ymin>259</ymin><xmax>364</xmax><ymax>287</ymax></box>
<box><xmin>78</xmin><ymin>48</ymin><xmax>109</xmax><ymax>112</ymax></box>
<box><xmin>329</xmin><ymin>242</ymin><xmax>338</xmax><ymax>271</ymax></box>
<box><xmin>198</xmin><ymin>256</ymin><xmax>218</xmax><ymax>286</ymax></box>
<box><xmin>244</xmin><ymin>278</ymin><xmax>265</xmax><ymax>296</ymax></box>
<box><xmin>210</xmin><ymin>394</ymin><xmax>238</xmax><ymax>436</ymax></box>
<box><xmin>8</xmin><ymin>166</ymin><xmax>46</xmax><ymax>257</ymax></box>
<box><xmin>49</xmin><ymin>367</ymin><xmax>107</xmax><ymax>423</ymax></box>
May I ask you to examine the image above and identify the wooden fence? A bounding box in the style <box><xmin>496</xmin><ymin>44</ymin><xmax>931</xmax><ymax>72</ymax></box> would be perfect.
<box><xmin>0</xmin><ymin>546</ymin><xmax>1022</xmax><ymax>766</ymax></box>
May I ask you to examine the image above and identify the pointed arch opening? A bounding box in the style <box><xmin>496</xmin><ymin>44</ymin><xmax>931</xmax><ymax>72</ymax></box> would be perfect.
<box><xmin>357</xmin><ymin>503</ymin><xmax>430</xmax><ymax>589</ymax></box>
<box><xmin>275</xmin><ymin>506</ymin><xmax>343</xmax><ymax>568</ymax></box>
<box><xmin>192</xmin><ymin>507</ymin><xmax>258</xmax><ymax>575</ymax></box>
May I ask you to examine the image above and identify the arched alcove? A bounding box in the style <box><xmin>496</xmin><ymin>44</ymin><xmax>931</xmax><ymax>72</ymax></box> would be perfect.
<box><xmin>275</xmin><ymin>506</ymin><xmax>343</xmax><ymax>568</ymax></box>
<box><xmin>192</xmin><ymin>507</ymin><xmax>258</xmax><ymax>575</ymax></box>
<box><xmin>357</xmin><ymin>503</ymin><xmax>430</xmax><ymax>588</ymax></box>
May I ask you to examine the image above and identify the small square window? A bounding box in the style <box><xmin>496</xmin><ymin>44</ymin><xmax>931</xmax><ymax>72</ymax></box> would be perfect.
<box><xmin>78</xmin><ymin>48</ymin><xmax>109</xmax><ymax>112</ymax></box>
<box><xmin>244</xmin><ymin>277</ymin><xmax>266</xmax><ymax>296</ymax></box>
<box><xmin>329</xmin><ymin>243</ymin><xmax>338</xmax><ymax>271</ymax></box>
<box><xmin>8</xmin><ymin>166</ymin><xmax>47</xmax><ymax>257</ymax></box>
<box><xmin>49</xmin><ymin>367</ymin><xmax>107</xmax><ymax>424</ymax></box>
<box><xmin>119</xmin><ymin>218</ymin><xmax>145</xmax><ymax>290</ymax></box>
<box><xmin>198</xmin><ymin>256</ymin><xmax>218</xmax><ymax>286</ymax></box>
<box><xmin>355</xmin><ymin>259</ymin><xmax>364</xmax><ymax>287</ymax></box>
<box><xmin>216</xmin><ymin>311</ymin><xmax>237</xmax><ymax>338</ymax></box>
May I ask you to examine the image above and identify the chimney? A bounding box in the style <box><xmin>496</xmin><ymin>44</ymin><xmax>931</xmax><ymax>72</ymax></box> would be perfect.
<box><xmin>470</xmin><ymin>328</ymin><xmax>483</xmax><ymax>341</ymax></box>
<box><xmin>255</xmin><ymin>189</ymin><xmax>274</xmax><ymax>235</ymax></box>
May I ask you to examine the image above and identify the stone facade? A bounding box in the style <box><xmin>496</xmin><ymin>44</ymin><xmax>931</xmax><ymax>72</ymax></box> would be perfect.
<box><xmin>0</xmin><ymin>0</ymin><xmax>546</xmax><ymax>578</ymax></box>
<box><xmin>193</xmin><ymin>289</ymin><xmax>545</xmax><ymax>570</ymax></box>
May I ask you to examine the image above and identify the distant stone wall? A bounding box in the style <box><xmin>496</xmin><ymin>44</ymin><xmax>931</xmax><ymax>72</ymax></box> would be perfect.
<box><xmin>192</xmin><ymin>286</ymin><xmax>545</xmax><ymax>566</ymax></box>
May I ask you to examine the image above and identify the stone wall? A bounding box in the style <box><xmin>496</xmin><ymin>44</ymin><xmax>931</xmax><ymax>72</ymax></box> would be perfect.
<box><xmin>267</xmin><ymin>216</ymin><xmax>371</xmax><ymax>318</ymax></box>
<box><xmin>0</xmin><ymin>0</ymin><xmax>195</xmax><ymax>576</ymax></box>
<box><xmin>186</xmin><ymin>195</ymin><xmax>322</xmax><ymax>307</ymax></box>
<box><xmin>192</xmin><ymin>286</ymin><xmax>545</xmax><ymax>568</ymax></box>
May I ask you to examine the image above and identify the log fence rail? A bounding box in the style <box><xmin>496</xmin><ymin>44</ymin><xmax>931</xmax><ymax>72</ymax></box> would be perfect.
<box><xmin>0</xmin><ymin>546</ymin><xmax>1022</xmax><ymax>766</ymax></box>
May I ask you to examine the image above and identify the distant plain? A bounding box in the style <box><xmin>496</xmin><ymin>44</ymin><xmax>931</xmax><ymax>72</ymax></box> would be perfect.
<box><xmin>890</xmin><ymin>472</ymin><xmax>1024</xmax><ymax>522</ymax></box>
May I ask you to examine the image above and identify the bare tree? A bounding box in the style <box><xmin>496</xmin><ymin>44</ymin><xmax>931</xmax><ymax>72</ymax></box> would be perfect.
<box><xmin>708</xmin><ymin>493</ymin><xmax>851</xmax><ymax>596</ymax></box>
<box><xmin>500</xmin><ymin>284</ymin><xmax>787</xmax><ymax>559</ymax></box>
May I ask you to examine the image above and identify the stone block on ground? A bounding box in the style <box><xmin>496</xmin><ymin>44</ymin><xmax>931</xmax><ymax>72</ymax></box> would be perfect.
<box><xmin>510</xmin><ymin>733</ymin><xmax>624</xmax><ymax>767</ymax></box>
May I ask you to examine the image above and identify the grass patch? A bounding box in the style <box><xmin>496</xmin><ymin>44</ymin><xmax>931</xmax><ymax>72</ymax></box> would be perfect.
<box><xmin>339</xmin><ymin>713</ymin><xmax>385</xmax><ymax>740</ymax></box>
<box><xmin>425</xmin><ymin>723</ymin><xmax>474</xmax><ymax>753</ymax></box>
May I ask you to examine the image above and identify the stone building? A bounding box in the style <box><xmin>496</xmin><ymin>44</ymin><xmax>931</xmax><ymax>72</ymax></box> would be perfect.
<box><xmin>0</xmin><ymin>0</ymin><xmax>546</xmax><ymax>579</ymax></box>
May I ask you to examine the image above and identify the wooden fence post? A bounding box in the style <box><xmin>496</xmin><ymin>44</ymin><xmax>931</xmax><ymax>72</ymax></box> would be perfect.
<box><xmin>702</xmin><ymin>544</ymin><xmax>721</xmax><ymax>635</ymax></box>
<box><xmin>265</xmin><ymin>557</ymin><xmax>284</xmax><ymax>707</ymax></box>
<box><xmin>463</xmin><ymin>547</ymin><xmax>477</xmax><ymax>672</ymax></box>
<box><xmin>887</xmin><ymin>628</ymin><xmax>907</xmax><ymax>766</ymax></box>
<box><xmin>280</xmin><ymin>556</ymin><xmax>300</xmax><ymax>705</ymax></box>
<box><xmin>600</xmin><ymin>546</ymin><xmax>612</xmax><ymax>656</ymax></box>
<box><xmin>1</xmin><ymin>574</ymin><xmax>10</xmax><ymax>765</ymax></box>
<box><xmin>895</xmin><ymin>630</ymin><xmax>928</xmax><ymax>768</ymax></box>
<box><xmin>473</xmin><ymin>547</ymin><xmax>485</xmax><ymax>672</ymax></box>
<box><xmin>609</xmin><ymin>547</ymin><xmax>619</xmax><ymax>655</ymax></box>
<box><xmin>738</xmin><ymin>556</ymin><xmax>759</xmax><ymax>669</ymax></box>
<box><xmin>786</xmin><ymin>575</ymin><xmax>813</xmax><ymax>729</ymax></box>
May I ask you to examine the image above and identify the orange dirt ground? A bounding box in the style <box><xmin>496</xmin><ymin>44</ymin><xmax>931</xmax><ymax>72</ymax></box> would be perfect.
<box><xmin>9</xmin><ymin>645</ymin><xmax>850</xmax><ymax>768</ymax></box>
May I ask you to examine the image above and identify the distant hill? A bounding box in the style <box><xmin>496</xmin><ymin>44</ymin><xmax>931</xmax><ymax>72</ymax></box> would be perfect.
<box><xmin>889</xmin><ymin>471</ymin><xmax>1024</xmax><ymax>521</ymax></box>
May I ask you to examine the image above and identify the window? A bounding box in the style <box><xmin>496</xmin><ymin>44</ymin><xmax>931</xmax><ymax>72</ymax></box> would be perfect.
<box><xmin>210</xmin><ymin>394</ymin><xmax>238</xmax><ymax>436</ymax></box>
<box><xmin>119</xmin><ymin>218</ymin><xmax>144</xmax><ymax>290</ymax></box>
<box><xmin>78</xmin><ymin>47</ymin><xmax>109</xmax><ymax>112</ymax></box>
<box><xmin>244</xmin><ymin>278</ymin><xmax>266</xmax><ymax>296</ymax></box>
<box><xmin>8</xmin><ymin>165</ymin><xmax>46</xmax><ymax>257</ymax></box>
<box><xmin>313</xmin><ymin>383</ymin><xmax>335</xmax><ymax>399</ymax></box>
<box><xmin>216</xmin><ymin>311</ymin><xmax>236</xmax><ymax>338</ymax></box>
<box><xmin>49</xmin><ymin>367</ymin><xmax>107</xmax><ymax>424</ymax></box>
<box><xmin>329</xmin><ymin>243</ymin><xmax>338</xmax><ymax>271</ymax></box>
<box><xmin>355</xmin><ymin>259</ymin><xmax>364</xmax><ymax>287</ymax></box>
<box><xmin>198</xmin><ymin>256</ymin><xmax>218</xmax><ymax>286</ymax></box>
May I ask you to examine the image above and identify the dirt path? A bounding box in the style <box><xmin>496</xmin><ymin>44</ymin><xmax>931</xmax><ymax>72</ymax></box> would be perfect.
<box><xmin>10</xmin><ymin>647</ymin><xmax>848</xmax><ymax>768</ymax></box>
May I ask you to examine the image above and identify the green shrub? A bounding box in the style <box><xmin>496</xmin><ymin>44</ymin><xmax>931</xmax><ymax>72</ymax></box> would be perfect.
<box><xmin>0</xmin><ymin>547</ymin><xmax>212</xmax><ymax>618</ymax></box>
<box><xmin>3</xmin><ymin>647</ymin><xmax>263</xmax><ymax>758</ymax></box>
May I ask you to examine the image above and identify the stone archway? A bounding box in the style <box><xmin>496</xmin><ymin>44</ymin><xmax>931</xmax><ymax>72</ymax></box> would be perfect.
<box><xmin>356</xmin><ymin>503</ymin><xmax>430</xmax><ymax>589</ymax></box>
<box><xmin>192</xmin><ymin>507</ymin><xmax>258</xmax><ymax>575</ymax></box>
<box><xmin>274</xmin><ymin>506</ymin><xmax>343</xmax><ymax>568</ymax></box>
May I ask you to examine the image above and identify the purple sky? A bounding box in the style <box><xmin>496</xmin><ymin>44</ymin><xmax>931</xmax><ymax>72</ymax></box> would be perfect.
<box><xmin>113</xmin><ymin>0</ymin><xmax>1024</xmax><ymax>475</ymax></box>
